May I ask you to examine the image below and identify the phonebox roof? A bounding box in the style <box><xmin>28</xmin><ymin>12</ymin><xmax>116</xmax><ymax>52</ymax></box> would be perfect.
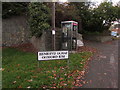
<box><xmin>61</xmin><ymin>21</ymin><xmax>78</xmax><ymax>24</ymax></box>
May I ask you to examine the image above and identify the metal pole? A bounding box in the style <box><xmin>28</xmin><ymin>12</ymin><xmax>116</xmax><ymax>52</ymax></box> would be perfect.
<box><xmin>52</xmin><ymin>2</ymin><xmax>56</xmax><ymax>50</ymax></box>
<box><xmin>70</xmin><ymin>24</ymin><xmax>72</xmax><ymax>53</ymax></box>
<box><xmin>38</xmin><ymin>61</ymin><xmax>40</xmax><ymax>68</ymax></box>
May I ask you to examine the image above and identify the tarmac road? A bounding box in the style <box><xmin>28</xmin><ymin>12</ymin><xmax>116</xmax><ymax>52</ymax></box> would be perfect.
<box><xmin>82</xmin><ymin>40</ymin><xmax>118</xmax><ymax>88</ymax></box>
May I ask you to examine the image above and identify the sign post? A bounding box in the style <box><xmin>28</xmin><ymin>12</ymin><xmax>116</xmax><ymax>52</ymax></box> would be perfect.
<box><xmin>52</xmin><ymin>2</ymin><xmax>56</xmax><ymax>50</ymax></box>
<box><xmin>37</xmin><ymin>51</ymin><xmax>69</xmax><ymax>67</ymax></box>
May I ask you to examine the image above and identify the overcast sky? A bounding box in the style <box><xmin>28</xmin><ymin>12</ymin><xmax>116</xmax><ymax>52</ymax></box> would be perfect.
<box><xmin>90</xmin><ymin>0</ymin><xmax>119</xmax><ymax>5</ymax></box>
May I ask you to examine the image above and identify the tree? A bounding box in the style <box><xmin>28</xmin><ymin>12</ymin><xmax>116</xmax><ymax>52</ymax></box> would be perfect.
<box><xmin>73</xmin><ymin>2</ymin><xmax>120</xmax><ymax>33</ymax></box>
<box><xmin>55</xmin><ymin>2</ymin><xmax>80</xmax><ymax>29</ymax></box>
<box><xmin>70</xmin><ymin>2</ymin><xmax>92</xmax><ymax>33</ymax></box>
<box><xmin>2</xmin><ymin>2</ymin><xmax>28</xmax><ymax>18</ymax></box>
<box><xmin>28</xmin><ymin>2</ymin><xmax>50</xmax><ymax>37</ymax></box>
<box><xmin>90</xmin><ymin>2</ymin><xmax>119</xmax><ymax>32</ymax></box>
<box><xmin>116</xmin><ymin>2</ymin><xmax>120</xmax><ymax>19</ymax></box>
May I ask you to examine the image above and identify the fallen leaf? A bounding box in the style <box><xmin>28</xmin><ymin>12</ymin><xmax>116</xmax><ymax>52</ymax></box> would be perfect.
<box><xmin>42</xmin><ymin>85</ymin><xmax>47</xmax><ymax>89</ymax></box>
<box><xmin>17</xmin><ymin>64</ymin><xmax>20</xmax><ymax>66</ymax></box>
<box><xmin>83</xmin><ymin>81</ymin><xmax>86</xmax><ymax>84</ymax></box>
<box><xmin>13</xmin><ymin>81</ymin><xmax>16</xmax><ymax>84</ymax></box>
<box><xmin>54</xmin><ymin>67</ymin><xmax>57</xmax><ymax>69</ymax></box>
<box><xmin>64</xmin><ymin>73</ymin><xmax>67</xmax><ymax>76</ymax></box>
<box><xmin>64</xmin><ymin>83</ymin><xmax>67</xmax><ymax>86</ymax></box>
<box><xmin>43</xmin><ymin>86</ymin><xmax>46</xmax><ymax>89</ymax></box>
<box><xmin>97</xmin><ymin>73</ymin><xmax>101</xmax><ymax>75</ymax></box>
<box><xmin>52</xmin><ymin>70</ymin><xmax>56</xmax><ymax>73</ymax></box>
<box><xmin>60</xmin><ymin>78</ymin><xmax>64</xmax><ymax>80</ymax></box>
<box><xmin>53</xmin><ymin>83</ymin><xmax>56</xmax><ymax>86</ymax></box>
<box><xmin>54</xmin><ymin>77</ymin><xmax>57</xmax><ymax>80</ymax></box>
<box><xmin>51</xmin><ymin>87</ymin><xmax>56</xmax><ymax>89</ymax></box>
<box><xmin>77</xmin><ymin>76</ymin><xmax>81</xmax><ymax>79</ymax></box>
<box><xmin>81</xmin><ymin>71</ymin><xmax>85</xmax><ymax>75</ymax></box>
<box><xmin>99</xmin><ymin>55</ymin><xmax>107</xmax><ymax>59</ymax></box>
<box><xmin>89</xmin><ymin>80</ymin><xmax>92</xmax><ymax>83</ymax></box>
<box><xmin>76</xmin><ymin>80</ymin><xmax>79</xmax><ymax>83</ymax></box>
<box><xmin>16</xmin><ymin>76</ymin><xmax>21</xmax><ymax>79</ymax></box>
<box><xmin>32</xmin><ymin>76</ymin><xmax>38</xmax><ymax>78</ymax></box>
<box><xmin>2</xmin><ymin>68</ymin><xmax>5</xmax><ymax>71</ymax></box>
<box><xmin>27</xmin><ymin>79</ymin><xmax>33</xmax><ymax>82</ymax></box>
<box><xmin>27</xmin><ymin>86</ymin><xmax>31</xmax><ymax>88</ymax></box>
<box><xmin>48</xmin><ymin>76</ymin><xmax>53</xmax><ymax>78</ymax></box>
<box><xmin>53</xmin><ymin>74</ymin><xmax>57</xmax><ymax>77</ymax></box>
<box><xmin>68</xmin><ymin>80</ymin><xmax>71</xmax><ymax>83</ymax></box>
<box><xmin>75</xmin><ymin>84</ymin><xmax>79</xmax><ymax>86</ymax></box>
<box><xmin>30</xmin><ymin>70</ymin><xmax>35</xmax><ymax>72</ymax></box>
<box><xmin>46</xmin><ymin>71</ymin><xmax>50</xmax><ymax>73</ymax></box>
<box><xmin>18</xmin><ymin>85</ymin><xmax>22</xmax><ymax>88</ymax></box>
<box><xmin>79</xmin><ymin>84</ymin><xmax>83</xmax><ymax>87</ymax></box>
<box><xmin>104</xmin><ymin>73</ymin><xmax>107</xmax><ymax>75</ymax></box>
<box><xmin>80</xmin><ymin>62</ymin><xmax>83</xmax><ymax>64</ymax></box>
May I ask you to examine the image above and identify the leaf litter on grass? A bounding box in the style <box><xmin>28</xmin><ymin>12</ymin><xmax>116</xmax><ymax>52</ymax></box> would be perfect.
<box><xmin>3</xmin><ymin>48</ymin><xmax>94</xmax><ymax>88</ymax></box>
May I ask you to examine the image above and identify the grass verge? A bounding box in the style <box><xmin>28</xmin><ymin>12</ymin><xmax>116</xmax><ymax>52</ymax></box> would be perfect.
<box><xmin>2</xmin><ymin>48</ymin><xmax>92</xmax><ymax>88</ymax></box>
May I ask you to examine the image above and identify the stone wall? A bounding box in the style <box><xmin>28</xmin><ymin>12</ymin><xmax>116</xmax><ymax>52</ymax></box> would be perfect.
<box><xmin>55</xmin><ymin>29</ymin><xmax>62</xmax><ymax>50</ymax></box>
<box><xmin>2</xmin><ymin>16</ymin><xmax>30</xmax><ymax>46</ymax></box>
<box><xmin>30</xmin><ymin>30</ymin><xmax>52</xmax><ymax>51</ymax></box>
<box><xmin>30</xmin><ymin>29</ymin><xmax>62</xmax><ymax>51</ymax></box>
<box><xmin>83</xmin><ymin>35</ymin><xmax>112</xmax><ymax>42</ymax></box>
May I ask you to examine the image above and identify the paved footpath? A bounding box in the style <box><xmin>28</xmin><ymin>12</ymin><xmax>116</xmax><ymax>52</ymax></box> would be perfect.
<box><xmin>82</xmin><ymin>40</ymin><xmax>118</xmax><ymax>88</ymax></box>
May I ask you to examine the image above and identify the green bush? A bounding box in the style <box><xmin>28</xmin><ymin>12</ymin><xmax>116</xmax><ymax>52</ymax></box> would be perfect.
<box><xmin>28</xmin><ymin>2</ymin><xmax>50</xmax><ymax>37</ymax></box>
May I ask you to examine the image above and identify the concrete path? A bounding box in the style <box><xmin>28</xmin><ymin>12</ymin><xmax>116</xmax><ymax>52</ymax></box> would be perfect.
<box><xmin>82</xmin><ymin>40</ymin><xmax>118</xmax><ymax>88</ymax></box>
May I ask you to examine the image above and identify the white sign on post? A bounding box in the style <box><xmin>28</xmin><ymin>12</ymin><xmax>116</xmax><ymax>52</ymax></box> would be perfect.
<box><xmin>38</xmin><ymin>51</ymin><xmax>68</xmax><ymax>61</ymax></box>
<box><xmin>52</xmin><ymin>30</ymin><xmax>55</xmax><ymax>35</ymax></box>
